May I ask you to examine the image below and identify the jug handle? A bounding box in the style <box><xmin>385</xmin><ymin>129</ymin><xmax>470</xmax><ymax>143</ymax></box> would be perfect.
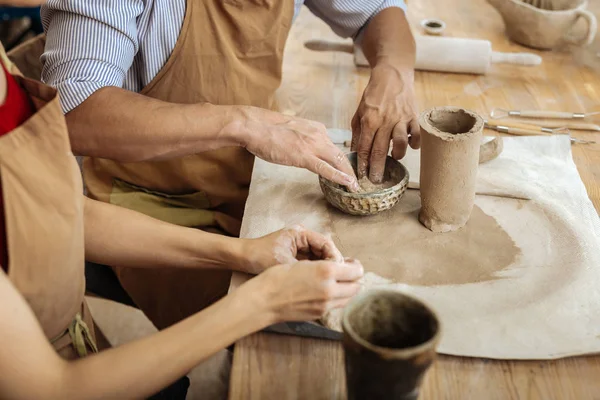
<box><xmin>567</xmin><ymin>9</ymin><xmax>597</xmax><ymax>46</ymax></box>
<box><xmin>479</xmin><ymin>137</ymin><xmax>504</xmax><ymax>164</ymax></box>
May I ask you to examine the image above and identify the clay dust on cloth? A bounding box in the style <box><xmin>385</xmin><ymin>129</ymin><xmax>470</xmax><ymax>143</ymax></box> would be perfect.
<box><xmin>235</xmin><ymin>129</ymin><xmax>600</xmax><ymax>360</ymax></box>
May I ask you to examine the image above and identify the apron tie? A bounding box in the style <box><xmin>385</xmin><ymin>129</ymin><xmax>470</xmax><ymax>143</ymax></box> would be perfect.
<box><xmin>51</xmin><ymin>312</ymin><xmax>98</xmax><ymax>358</ymax></box>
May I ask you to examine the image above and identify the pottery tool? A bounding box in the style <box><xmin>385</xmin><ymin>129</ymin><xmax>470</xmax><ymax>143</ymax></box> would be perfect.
<box><xmin>491</xmin><ymin>108</ymin><xmax>600</xmax><ymax>119</ymax></box>
<box><xmin>484</xmin><ymin>121</ymin><xmax>596</xmax><ymax>144</ymax></box>
<box><xmin>484</xmin><ymin>122</ymin><xmax>549</xmax><ymax>136</ymax></box>
<box><xmin>485</xmin><ymin>119</ymin><xmax>568</xmax><ymax>134</ymax></box>
<box><xmin>264</xmin><ymin>321</ymin><xmax>342</xmax><ymax>341</ymax></box>
<box><xmin>354</xmin><ymin>36</ymin><xmax>542</xmax><ymax>74</ymax></box>
<box><xmin>305</xmin><ymin>36</ymin><xmax>542</xmax><ymax>75</ymax></box>
<box><xmin>495</xmin><ymin>119</ymin><xmax>600</xmax><ymax>132</ymax></box>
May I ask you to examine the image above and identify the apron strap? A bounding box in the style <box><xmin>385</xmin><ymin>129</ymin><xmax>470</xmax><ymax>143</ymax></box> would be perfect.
<box><xmin>51</xmin><ymin>312</ymin><xmax>99</xmax><ymax>358</ymax></box>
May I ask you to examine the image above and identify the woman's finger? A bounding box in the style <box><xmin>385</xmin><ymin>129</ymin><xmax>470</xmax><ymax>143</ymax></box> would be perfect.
<box><xmin>298</xmin><ymin>230</ymin><xmax>343</xmax><ymax>262</ymax></box>
<box><xmin>332</xmin><ymin>260</ymin><xmax>364</xmax><ymax>282</ymax></box>
<box><xmin>331</xmin><ymin>282</ymin><xmax>362</xmax><ymax>300</ymax></box>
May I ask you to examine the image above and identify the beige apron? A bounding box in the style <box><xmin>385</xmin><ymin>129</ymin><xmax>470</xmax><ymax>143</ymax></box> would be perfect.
<box><xmin>0</xmin><ymin>68</ymin><xmax>98</xmax><ymax>359</ymax></box>
<box><xmin>82</xmin><ymin>0</ymin><xmax>294</xmax><ymax>329</ymax></box>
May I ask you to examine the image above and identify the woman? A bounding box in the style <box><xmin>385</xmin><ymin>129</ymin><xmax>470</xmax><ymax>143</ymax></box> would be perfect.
<box><xmin>0</xmin><ymin>1</ymin><xmax>363</xmax><ymax>398</ymax></box>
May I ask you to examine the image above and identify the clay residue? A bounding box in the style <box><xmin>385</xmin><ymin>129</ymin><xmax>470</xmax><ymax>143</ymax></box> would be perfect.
<box><xmin>356</xmin><ymin>176</ymin><xmax>396</xmax><ymax>193</ymax></box>
<box><xmin>429</xmin><ymin>108</ymin><xmax>477</xmax><ymax>134</ymax></box>
<box><xmin>331</xmin><ymin>191</ymin><xmax>521</xmax><ymax>286</ymax></box>
<box><xmin>419</xmin><ymin>107</ymin><xmax>483</xmax><ymax>142</ymax></box>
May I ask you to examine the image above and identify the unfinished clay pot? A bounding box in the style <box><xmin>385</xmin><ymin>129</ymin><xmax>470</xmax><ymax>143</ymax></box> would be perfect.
<box><xmin>419</xmin><ymin>107</ymin><xmax>484</xmax><ymax>233</ymax></box>
<box><xmin>319</xmin><ymin>153</ymin><xmax>409</xmax><ymax>216</ymax></box>
<box><xmin>342</xmin><ymin>290</ymin><xmax>441</xmax><ymax>400</ymax></box>
<box><xmin>487</xmin><ymin>0</ymin><xmax>598</xmax><ymax>50</ymax></box>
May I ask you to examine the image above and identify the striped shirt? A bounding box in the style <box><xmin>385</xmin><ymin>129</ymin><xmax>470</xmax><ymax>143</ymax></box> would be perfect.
<box><xmin>41</xmin><ymin>0</ymin><xmax>406</xmax><ymax>114</ymax></box>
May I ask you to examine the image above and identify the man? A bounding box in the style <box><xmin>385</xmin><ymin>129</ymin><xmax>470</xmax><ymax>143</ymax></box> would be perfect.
<box><xmin>39</xmin><ymin>0</ymin><xmax>418</xmax><ymax>329</ymax></box>
<box><xmin>0</xmin><ymin>3</ymin><xmax>364</xmax><ymax>395</ymax></box>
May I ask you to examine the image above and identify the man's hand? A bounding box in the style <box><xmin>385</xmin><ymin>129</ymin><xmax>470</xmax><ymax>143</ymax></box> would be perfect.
<box><xmin>352</xmin><ymin>6</ymin><xmax>419</xmax><ymax>184</ymax></box>
<box><xmin>236</xmin><ymin>107</ymin><xmax>360</xmax><ymax>192</ymax></box>
<box><xmin>351</xmin><ymin>64</ymin><xmax>420</xmax><ymax>183</ymax></box>
<box><xmin>241</xmin><ymin>225</ymin><xmax>343</xmax><ymax>274</ymax></box>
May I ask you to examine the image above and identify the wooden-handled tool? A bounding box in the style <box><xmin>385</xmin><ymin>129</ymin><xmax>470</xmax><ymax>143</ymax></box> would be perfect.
<box><xmin>491</xmin><ymin>108</ymin><xmax>600</xmax><ymax>119</ymax></box>
<box><xmin>304</xmin><ymin>36</ymin><xmax>542</xmax><ymax>75</ymax></box>
<box><xmin>496</xmin><ymin>119</ymin><xmax>600</xmax><ymax>132</ymax></box>
<box><xmin>485</xmin><ymin>119</ymin><xmax>567</xmax><ymax>134</ymax></box>
<box><xmin>484</xmin><ymin>121</ymin><xmax>596</xmax><ymax>144</ymax></box>
<box><xmin>484</xmin><ymin>122</ymin><xmax>548</xmax><ymax>136</ymax></box>
<box><xmin>354</xmin><ymin>36</ymin><xmax>542</xmax><ymax>74</ymax></box>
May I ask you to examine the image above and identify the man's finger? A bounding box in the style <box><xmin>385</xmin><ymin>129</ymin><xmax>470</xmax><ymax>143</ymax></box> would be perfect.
<box><xmin>351</xmin><ymin>112</ymin><xmax>360</xmax><ymax>152</ymax></box>
<box><xmin>295</xmin><ymin>229</ymin><xmax>343</xmax><ymax>262</ymax></box>
<box><xmin>333</xmin><ymin>260</ymin><xmax>364</xmax><ymax>282</ymax></box>
<box><xmin>368</xmin><ymin>128</ymin><xmax>392</xmax><ymax>183</ymax></box>
<box><xmin>408</xmin><ymin>118</ymin><xmax>421</xmax><ymax>149</ymax></box>
<box><xmin>311</xmin><ymin>157</ymin><xmax>357</xmax><ymax>189</ymax></box>
<box><xmin>357</xmin><ymin>118</ymin><xmax>377</xmax><ymax>179</ymax></box>
<box><xmin>391</xmin><ymin>122</ymin><xmax>409</xmax><ymax>160</ymax></box>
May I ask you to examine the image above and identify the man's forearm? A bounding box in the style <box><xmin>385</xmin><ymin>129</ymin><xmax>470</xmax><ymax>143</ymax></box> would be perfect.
<box><xmin>84</xmin><ymin>198</ymin><xmax>248</xmax><ymax>271</ymax></box>
<box><xmin>361</xmin><ymin>7</ymin><xmax>416</xmax><ymax>71</ymax></box>
<box><xmin>66</xmin><ymin>86</ymin><xmax>247</xmax><ymax>162</ymax></box>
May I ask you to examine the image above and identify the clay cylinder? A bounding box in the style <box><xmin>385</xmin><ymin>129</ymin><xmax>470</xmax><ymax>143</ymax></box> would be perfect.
<box><xmin>342</xmin><ymin>290</ymin><xmax>441</xmax><ymax>400</ymax></box>
<box><xmin>418</xmin><ymin>107</ymin><xmax>484</xmax><ymax>233</ymax></box>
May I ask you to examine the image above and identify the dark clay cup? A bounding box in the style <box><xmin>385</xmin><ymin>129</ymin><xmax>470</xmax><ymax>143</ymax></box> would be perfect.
<box><xmin>342</xmin><ymin>290</ymin><xmax>441</xmax><ymax>400</ymax></box>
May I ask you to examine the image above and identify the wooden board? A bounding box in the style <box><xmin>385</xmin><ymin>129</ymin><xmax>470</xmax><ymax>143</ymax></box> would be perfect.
<box><xmin>230</xmin><ymin>0</ymin><xmax>600</xmax><ymax>398</ymax></box>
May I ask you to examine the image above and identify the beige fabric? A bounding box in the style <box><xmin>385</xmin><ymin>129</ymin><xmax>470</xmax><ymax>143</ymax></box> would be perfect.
<box><xmin>236</xmin><ymin>129</ymin><xmax>600</xmax><ymax>360</ymax></box>
<box><xmin>7</xmin><ymin>34</ymin><xmax>46</xmax><ymax>80</ymax></box>
<box><xmin>0</xmin><ymin>42</ymin><xmax>18</xmax><ymax>76</ymax></box>
<box><xmin>83</xmin><ymin>0</ymin><xmax>295</xmax><ymax>231</ymax></box>
<box><xmin>82</xmin><ymin>0</ymin><xmax>295</xmax><ymax>330</ymax></box>
<box><xmin>0</xmin><ymin>73</ymin><xmax>99</xmax><ymax>358</ymax></box>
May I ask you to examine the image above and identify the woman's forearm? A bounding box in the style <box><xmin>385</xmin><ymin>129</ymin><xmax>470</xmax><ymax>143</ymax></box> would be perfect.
<box><xmin>84</xmin><ymin>198</ymin><xmax>248</xmax><ymax>271</ymax></box>
<box><xmin>65</xmin><ymin>86</ymin><xmax>247</xmax><ymax>162</ymax></box>
<box><xmin>60</xmin><ymin>292</ymin><xmax>268</xmax><ymax>400</ymax></box>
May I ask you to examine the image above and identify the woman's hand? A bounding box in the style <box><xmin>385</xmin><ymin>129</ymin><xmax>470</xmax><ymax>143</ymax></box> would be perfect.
<box><xmin>240</xmin><ymin>225</ymin><xmax>343</xmax><ymax>274</ymax></box>
<box><xmin>236</xmin><ymin>259</ymin><xmax>364</xmax><ymax>324</ymax></box>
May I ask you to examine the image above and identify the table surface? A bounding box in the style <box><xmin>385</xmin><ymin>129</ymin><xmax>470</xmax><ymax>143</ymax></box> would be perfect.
<box><xmin>229</xmin><ymin>1</ymin><xmax>600</xmax><ymax>399</ymax></box>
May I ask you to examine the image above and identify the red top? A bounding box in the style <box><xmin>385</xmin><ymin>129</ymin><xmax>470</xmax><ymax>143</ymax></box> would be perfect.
<box><xmin>0</xmin><ymin>61</ymin><xmax>35</xmax><ymax>272</ymax></box>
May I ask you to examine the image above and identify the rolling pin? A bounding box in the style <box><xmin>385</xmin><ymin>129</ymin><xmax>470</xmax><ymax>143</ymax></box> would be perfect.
<box><xmin>304</xmin><ymin>36</ymin><xmax>541</xmax><ymax>75</ymax></box>
<box><xmin>354</xmin><ymin>36</ymin><xmax>541</xmax><ymax>74</ymax></box>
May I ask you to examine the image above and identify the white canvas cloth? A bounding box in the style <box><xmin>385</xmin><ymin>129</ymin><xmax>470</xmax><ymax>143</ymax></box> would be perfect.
<box><xmin>234</xmin><ymin>129</ymin><xmax>600</xmax><ymax>360</ymax></box>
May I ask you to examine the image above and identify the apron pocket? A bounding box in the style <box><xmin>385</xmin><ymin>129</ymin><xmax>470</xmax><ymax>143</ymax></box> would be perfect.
<box><xmin>109</xmin><ymin>178</ymin><xmax>216</xmax><ymax>228</ymax></box>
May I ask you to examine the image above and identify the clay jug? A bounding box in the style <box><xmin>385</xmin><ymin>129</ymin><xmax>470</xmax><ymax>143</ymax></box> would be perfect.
<box><xmin>487</xmin><ymin>0</ymin><xmax>597</xmax><ymax>49</ymax></box>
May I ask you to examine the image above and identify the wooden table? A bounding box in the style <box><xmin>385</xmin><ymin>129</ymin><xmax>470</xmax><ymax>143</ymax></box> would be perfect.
<box><xmin>230</xmin><ymin>1</ymin><xmax>600</xmax><ymax>398</ymax></box>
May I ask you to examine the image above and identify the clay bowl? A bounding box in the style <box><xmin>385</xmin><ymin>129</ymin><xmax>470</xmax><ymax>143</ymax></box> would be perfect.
<box><xmin>319</xmin><ymin>152</ymin><xmax>409</xmax><ymax>216</ymax></box>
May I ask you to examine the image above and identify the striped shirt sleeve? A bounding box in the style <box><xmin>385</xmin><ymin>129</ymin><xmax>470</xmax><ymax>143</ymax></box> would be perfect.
<box><xmin>41</xmin><ymin>1</ymin><xmax>143</xmax><ymax>114</ymax></box>
<box><xmin>304</xmin><ymin>0</ymin><xmax>407</xmax><ymax>40</ymax></box>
